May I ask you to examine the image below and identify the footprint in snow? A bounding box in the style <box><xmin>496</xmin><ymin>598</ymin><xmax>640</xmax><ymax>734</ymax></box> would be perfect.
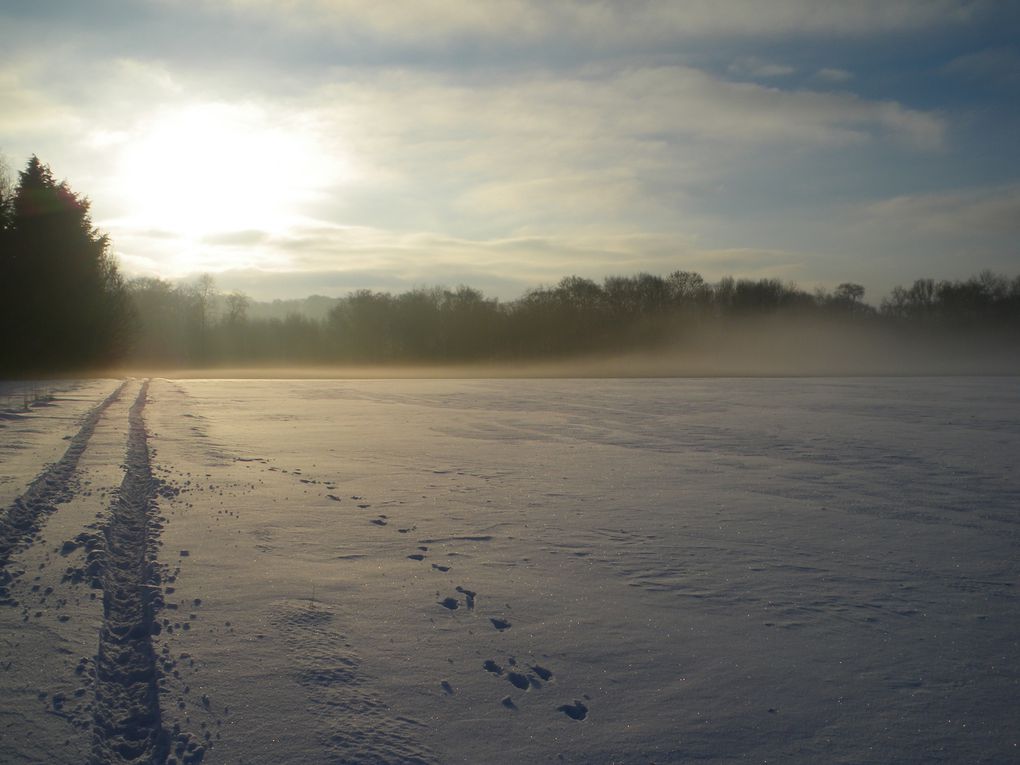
<box><xmin>454</xmin><ymin>586</ymin><xmax>476</xmax><ymax>609</ymax></box>
<box><xmin>531</xmin><ymin>665</ymin><xmax>552</xmax><ymax>681</ymax></box>
<box><xmin>506</xmin><ymin>671</ymin><xmax>530</xmax><ymax>690</ymax></box>
<box><xmin>558</xmin><ymin>700</ymin><xmax>589</xmax><ymax>721</ymax></box>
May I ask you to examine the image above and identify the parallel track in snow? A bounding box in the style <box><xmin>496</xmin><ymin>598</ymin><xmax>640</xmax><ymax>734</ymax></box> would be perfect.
<box><xmin>0</xmin><ymin>381</ymin><xmax>127</xmax><ymax>581</ymax></box>
<box><xmin>90</xmin><ymin>381</ymin><xmax>169</xmax><ymax>764</ymax></box>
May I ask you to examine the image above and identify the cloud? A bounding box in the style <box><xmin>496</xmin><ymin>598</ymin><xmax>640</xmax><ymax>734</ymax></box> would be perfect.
<box><xmin>0</xmin><ymin>66</ymin><xmax>81</xmax><ymax>138</ymax></box>
<box><xmin>694</xmin><ymin>248</ymin><xmax>805</xmax><ymax>273</ymax></box>
<box><xmin>311</xmin><ymin>65</ymin><xmax>945</xmax><ymax>192</ymax></box>
<box><xmin>944</xmin><ymin>47</ymin><xmax>1020</xmax><ymax>87</ymax></box>
<box><xmin>728</xmin><ymin>57</ymin><xmax>795</xmax><ymax>79</ymax></box>
<box><xmin>202</xmin><ymin>229</ymin><xmax>271</xmax><ymax>246</ymax></box>
<box><xmin>455</xmin><ymin>173</ymin><xmax>646</xmax><ymax>227</ymax></box>
<box><xmin>114</xmin><ymin>217</ymin><xmax>820</xmax><ymax>301</ymax></box>
<box><xmin>863</xmin><ymin>185</ymin><xmax>1020</xmax><ymax>239</ymax></box>
<box><xmin>227</xmin><ymin>0</ymin><xmax>985</xmax><ymax>49</ymax></box>
<box><xmin>61</xmin><ymin>57</ymin><xmax>946</xmax><ymax>292</ymax></box>
<box><xmin>815</xmin><ymin>67</ymin><xmax>854</xmax><ymax>83</ymax></box>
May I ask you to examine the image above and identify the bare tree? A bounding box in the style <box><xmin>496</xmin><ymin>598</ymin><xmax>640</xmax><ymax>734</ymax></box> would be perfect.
<box><xmin>225</xmin><ymin>291</ymin><xmax>250</xmax><ymax>325</ymax></box>
<box><xmin>835</xmin><ymin>283</ymin><xmax>863</xmax><ymax>302</ymax></box>
<box><xmin>834</xmin><ymin>283</ymin><xmax>865</xmax><ymax>316</ymax></box>
<box><xmin>0</xmin><ymin>152</ymin><xmax>14</xmax><ymax>233</ymax></box>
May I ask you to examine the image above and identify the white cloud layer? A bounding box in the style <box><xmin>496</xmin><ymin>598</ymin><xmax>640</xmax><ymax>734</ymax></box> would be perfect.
<box><xmin>303</xmin><ymin>65</ymin><xmax>946</xmax><ymax>226</ymax></box>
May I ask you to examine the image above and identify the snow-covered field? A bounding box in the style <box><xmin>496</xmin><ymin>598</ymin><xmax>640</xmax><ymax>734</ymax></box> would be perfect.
<box><xmin>1</xmin><ymin>376</ymin><xmax>1018</xmax><ymax>764</ymax></box>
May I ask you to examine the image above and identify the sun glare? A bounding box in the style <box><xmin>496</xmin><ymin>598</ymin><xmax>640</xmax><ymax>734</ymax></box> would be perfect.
<box><xmin>114</xmin><ymin>103</ymin><xmax>344</xmax><ymax>245</ymax></box>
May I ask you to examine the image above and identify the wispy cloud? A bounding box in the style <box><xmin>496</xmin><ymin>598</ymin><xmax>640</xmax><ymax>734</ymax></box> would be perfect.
<box><xmin>230</xmin><ymin>0</ymin><xmax>985</xmax><ymax>48</ymax></box>
<box><xmin>815</xmin><ymin>67</ymin><xmax>854</xmax><ymax>83</ymax></box>
<box><xmin>0</xmin><ymin>66</ymin><xmax>81</xmax><ymax>138</ymax></box>
<box><xmin>312</xmin><ymin>65</ymin><xmax>946</xmax><ymax>213</ymax></box>
<box><xmin>863</xmin><ymin>185</ymin><xmax>1020</xmax><ymax>239</ymax></box>
<box><xmin>311</xmin><ymin>64</ymin><xmax>946</xmax><ymax>179</ymax></box>
<box><xmin>109</xmin><ymin>217</ymin><xmax>822</xmax><ymax>300</ymax></box>
<box><xmin>728</xmin><ymin>57</ymin><xmax>795</xmax><ymax>79</ymax></box>
<box><xmin>944</xmin><ymin>47</ymin><xmax>1020</xmax><ymax>87</ymax></box>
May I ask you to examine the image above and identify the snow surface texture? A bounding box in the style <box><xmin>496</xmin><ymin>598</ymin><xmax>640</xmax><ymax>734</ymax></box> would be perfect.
<box><xmin>0</xmin><ymin>376</ymin><xmax>1018</xmax><ymax>764</ymax></box>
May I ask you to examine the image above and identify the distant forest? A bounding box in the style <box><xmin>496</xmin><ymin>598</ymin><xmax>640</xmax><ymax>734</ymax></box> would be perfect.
<box><xmin>2</xmin><ymin>156</ymin><xmax>1019</xmax><ymax>374</ymax></box>
<box><xmin>122</xmin><ymin>270</ymin><xmax>1020</xmax><ymax>368</ymax></box>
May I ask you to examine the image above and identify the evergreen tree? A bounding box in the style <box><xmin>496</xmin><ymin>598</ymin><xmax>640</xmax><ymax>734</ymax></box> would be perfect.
<box><xmin>0</xmin><ymin>156</ymin><xmax>129</xmax><ymax>374</ymax></box>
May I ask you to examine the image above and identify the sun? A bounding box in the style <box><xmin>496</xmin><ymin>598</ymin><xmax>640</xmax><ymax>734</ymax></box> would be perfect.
<box><xmin>113</xmin><ymin>102</ymin><xmax>343</xmax><ymax>241</ymax></box>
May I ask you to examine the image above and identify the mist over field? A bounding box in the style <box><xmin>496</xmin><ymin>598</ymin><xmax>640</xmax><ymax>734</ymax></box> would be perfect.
<box><xmin>110</xmin><ymin>320</ymin><xmax>1020</xmax><ymax>380</ymax></box>
<box><xmin>106</xmin><ymin>297</ymin><xmax>1020</xmax><ymax>379</ymax></box>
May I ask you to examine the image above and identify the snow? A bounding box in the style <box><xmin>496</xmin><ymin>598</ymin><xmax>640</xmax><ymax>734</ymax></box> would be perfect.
<box><xmin>1</xmin><ymin>376</ymin><xmax>1018</xmax><ymax>763</ymax></box>
<box><xmin>0</xmin><ymin>380</ymin><xmax>122</xmax><ymax>509</ymax></box>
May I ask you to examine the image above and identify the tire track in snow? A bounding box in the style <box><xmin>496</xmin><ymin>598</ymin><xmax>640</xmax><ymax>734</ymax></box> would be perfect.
<box><xmin>91</xmin><ymin>380</ymin><xmax>169</xmax><ymax>764</ymax></box>
<box><xmin>0</xmin><ymin>380</ymin><xmax>127</xmax><ymax>581</ymax></box>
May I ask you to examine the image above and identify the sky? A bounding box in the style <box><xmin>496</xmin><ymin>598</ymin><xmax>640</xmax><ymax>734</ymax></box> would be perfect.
<box><xmin>1</xmin><ymin>0</ymin><xmax>1018</xmax><ymax>302</ymax></box>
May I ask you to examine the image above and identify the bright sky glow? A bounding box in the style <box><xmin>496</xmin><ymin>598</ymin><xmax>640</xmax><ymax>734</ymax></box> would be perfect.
<box><xmin>118</xmin><ymin>105</ymin><xmax>309</xmax><ymax>234</ymax></box>
<box><xmin>105</xmin><ymin>103</ymin><xmax>347</xmax><ymax>273</ymax></box>
<box><xmin>0</xmin><ymin>1</ymin><xmax>1017</xmax><ymax>300</ymax></box>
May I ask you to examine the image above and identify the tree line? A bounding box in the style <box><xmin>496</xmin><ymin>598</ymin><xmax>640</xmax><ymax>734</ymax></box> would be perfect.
<box><xmin>121</xmin><ymin>269</ymin><xmax>1020</xmax><ymax>367</ymax></box>
<box><xmin>2</xmin><ymin>155</ymin><xmax>1018</xmax><ymax>373</ymax></box>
